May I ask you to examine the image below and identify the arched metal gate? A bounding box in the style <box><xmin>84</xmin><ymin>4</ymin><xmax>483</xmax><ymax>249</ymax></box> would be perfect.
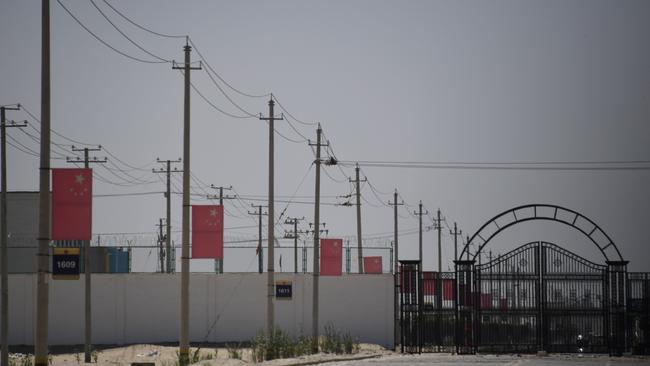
<box><xmin>399</xmin><ymin>204</ymin><xmax>649</xmax><ymax>355</ymax></box>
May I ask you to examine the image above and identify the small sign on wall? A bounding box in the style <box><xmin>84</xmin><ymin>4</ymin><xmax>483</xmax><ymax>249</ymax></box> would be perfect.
<box><xmin>275</xmin><ymin>280</ymin><xmax>292</xmax><ymax>300</ymax></box>
<box><xmin>52</xmin><ymin>247</ymin><xmax>80</xmax><ymax>280</ymax></box>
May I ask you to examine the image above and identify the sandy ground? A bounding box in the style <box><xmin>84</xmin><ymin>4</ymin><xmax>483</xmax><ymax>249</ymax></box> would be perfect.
<box><xmin>8</xmin><ymin>343</ymin><xmax>388</xmax><ymax>366</ymax></box>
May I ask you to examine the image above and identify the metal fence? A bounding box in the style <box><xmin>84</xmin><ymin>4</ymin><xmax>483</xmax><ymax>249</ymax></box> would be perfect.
<box><xmin>399</xmin><ymin>241</ymin><xmax>650</xmax><ymax>355</ymax></box>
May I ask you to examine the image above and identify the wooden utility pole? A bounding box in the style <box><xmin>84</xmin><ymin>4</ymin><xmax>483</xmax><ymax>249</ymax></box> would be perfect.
<box><xmin>309</xmin><ymin>124</ymin><xmax>323</xmax><ymax>352</ymax></box>
<box><xmin>35</xmin><ymin>2</ymin><xmax>51</xmax><ymax>365</ymax></box>
<box><xmin>1</xmin><ymin>105</ymin><xmax>25</xmax><ymax>366</ymax></box>
<box><xmin>172</xmin><ymin>38</ymin><xmax>201</xmax><ymax>366</ymax></box>
<box><xmin>153</xmin><ymin>158</ymin><xmax>182</xmax><ymax>273</ymax></box>
<box><xmin>284</xmin><ymin>217</ymin><xmax>304</xmax><ymax>273</ymax></box>
<box><xmin>67</xmin><ymin>146</ymin><xmax>106</xmax><ymax>363</ymax></box>
<box><xmin>248</xmin><ymin>205</ymin><xmax>267</xmax><ymax>274</ymax></box>
<box><xmin>414</xmin><ymin>201</ymin><xmax>428</xmax><ymax>264</ymax></box>
<box><xmin>350</xmin><ymin>164</ymin><xmax>366</xmax><ymax>273</ymax></box>
<box><xmin>208</xmin><ymin>185</ymin><xmax>234</xmax><ymax>273</ymax></box>
<box><xmin>259</xmin><ymin>97</ymin><xmax>283</xmax><ymax>334</ymax></box>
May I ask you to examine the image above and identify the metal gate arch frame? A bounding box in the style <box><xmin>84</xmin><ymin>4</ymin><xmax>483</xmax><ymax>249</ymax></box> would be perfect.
<box><xmin>453</xmin><ymin>204</ymin><xmax>628</xmax><ymax>356</ymax></box>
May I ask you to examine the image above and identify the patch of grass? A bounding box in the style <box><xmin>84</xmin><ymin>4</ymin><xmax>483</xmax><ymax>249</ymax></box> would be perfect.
<box><xmin>190</xmin><ymin>348</ymin><xmax>214</xmax><ymax>364</ymax></box>
<box><xmin>321</xmin><ymin>323</ymin><xmax>359</xmax><ymax>355</ymax></box>
<box><xmin>91</xmin><ymin>349</ymin><xmax>100</xmax><ymax>363</ymax></box>
<box><xmin>295</xmin><ymin>334</ymin><xmax>315</xmax><ymax>357</ymax></box>
<box><xmin>21</xmin><ymin>356</ymin><xmax>33</xmax><ymax>366</ymax></box>
<box><xmin>226</xmin><ymin>343</ymin><xmax>241</xmax><ymax>360</ymax></box>
<box><xmin>251</xmin><ymin>328</ymin><xmax>317</xmax><ymax>362</ymax></box>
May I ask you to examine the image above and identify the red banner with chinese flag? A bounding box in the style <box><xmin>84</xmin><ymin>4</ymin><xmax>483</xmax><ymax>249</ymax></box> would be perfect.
<box><xmin>363</xmin><ymin>256</ymin><xmax>382</xmax><ymax>274</ymax></box>
<box><xmin>320</xmin><ymin>238</ymin><xmax>342</xmax><ymax>276</ymax></box>
<box><xmin>52</xmin><ymin>168</ymin><xmax>92</xmax><ymax>240</ymax></box>
<box><xmin>191</xmin><ymin>205</ymin><xmax>224</xmax><ymax>259</ymax></box>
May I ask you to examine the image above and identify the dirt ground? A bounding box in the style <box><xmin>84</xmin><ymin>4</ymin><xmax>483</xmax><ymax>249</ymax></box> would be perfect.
<box><xmin>9</xmin><ymin>343</ymin><xmax>389</xmax><ymax>366</ymax></box>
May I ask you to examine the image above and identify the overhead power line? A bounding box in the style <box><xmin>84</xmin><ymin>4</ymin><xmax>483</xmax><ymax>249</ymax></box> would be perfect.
<box><xmin>56</xmin><ymin>0</ymin><xmax>167</xmax><ymax>64</ymax></box>
<box><xmin>188</xmin><ymin>38</ymin><xmax>270</xmax><ymax>99</ymax></box>
<box><xmin>339</xmin><ymin>160</ymin><xmax>650</xmax><ymax>171</ymax></box>
<box><xmin>102</xmin><ymin>0</ymin><xmax>187</xmax><ymax>39</ymax></box>
<box><xmin>89</xmin><ymin>0</ymin><xmax>171</xmax><ymax>63</ymax></box>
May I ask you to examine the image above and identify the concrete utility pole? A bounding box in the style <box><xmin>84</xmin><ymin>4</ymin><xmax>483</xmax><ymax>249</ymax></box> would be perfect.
<box><xmin>388</xmin><ymin>190</ymin><xmax>403</xmax><ymax>274</ymax></box>
<box><xmin>284</xmin><ymin>217</ymin><xmax>305</xmax><ymax>274</ymax></box>
<box><xmin>414</xmin><ymin>201</ymin><xmax>428</xmax><ymax>264</ymax></box>
<box><xmin>208</xmin><ymin>185</ymin><xmax>234</xmax><ymax>273</ymax></box>
<box><xmin>153</xmin><ymin>158</ymin><xmax>182</xmax><ymax>274</ymax></box>
<box><xmin>437</xmin><ymin>209</ymin><xmax>442</xmax><ymax>274</ymax></box>
<box><xmin>450</xmin><ymin>223</ymin><xmax>461</xmax><ymax>263</ymax></box>
<box><xmin>350</xmin><ymin>164</ymin><xmax>366</xmax><ymax>273</ymax></box>
<box><xmin>67</xmin><ymin>146</ymin><xmax>106</xmax><ymax>363</ymax></box>
<box><xmin>157</xmin><ymin>218</ymin><xmax>165</xmax><ymax>272</ymax></box>
<box><xmin>248</xmin><ymin>205</ymin><xmax>268</xmax><ymax>274</ymax></box>
<box><xmin>309</xmin><ymin>124</ymin><xmax>323</xmax><ymax>352</ymax></box>
<box><xmin>259</xmin><ymin>98</ymin><xmax>283</xmax><ymax>334</ymax></box>
<box><xmin>1</xmin><ymin>105</ymin><xmax>25</xmax><ymax>366</ymax></box>
<box><xmin>388</xmin><ymin>189</ymin><xmax>403</xmax><ymax>350</ymax></box>
<box><xmin>35</xmin><ymin>2</ymin><xmax>51</xmax><ymax>364</ymax></box>
<box><xmin>172</xmin><ymin>38</ymin><xmax>201</xmax><ymax>366</ymax></box>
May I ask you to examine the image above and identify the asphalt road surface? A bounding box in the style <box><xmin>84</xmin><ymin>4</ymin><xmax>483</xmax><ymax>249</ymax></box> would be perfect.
<box><xmin>328</xmin><ymin>354</ymin><xmax>650</xmax><ymax>366</ymax></box>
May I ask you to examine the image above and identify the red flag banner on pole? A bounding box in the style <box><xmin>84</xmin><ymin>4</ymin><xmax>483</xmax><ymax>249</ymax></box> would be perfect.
<box><xmin>320</xmin><ymin>238</ymin><xmax>342</xmax><ymax>276</ymax></box>
<box><xmin>363</xmin><ymin>256</ymin><xmax>382</xmax><ymax>274</ymax></box>
<box><xmin>52</xmin><ymin>168</ymin><xmax>92</xmax><ymax>240</ymax></box>
<box><xmin>191</xmin><ymin>205</ymin><xmax>223</xmax><ymax>259</ymax></box>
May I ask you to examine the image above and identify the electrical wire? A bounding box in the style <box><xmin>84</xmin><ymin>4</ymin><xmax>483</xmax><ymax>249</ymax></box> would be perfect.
<box><xmin>200</xmin><ymin>67</ymin><xmax>259</xmax><ymax>117</ymax></box>
<box><xmin>56</xmin><ymin>0</ymin><xmax>167</xmax><ymax>64</ymax></box>
<box><xmin>263</xmin><ymin>120</ymin><xmax>305</xmax><ymax>144</ymax></box>
<box><xmin>188</xmin><ymin>38</ymin><xmax>270</xmax><ymax>99</ymax></box>
<box><xmin>187</xmin><ymin>75</ymin><xmax>252</xmax><ymax>119</ymax></box>
<box><xmin>273</xmin><ymin>162</ymin><xmax>314</xmax><ymax>226</ymax></box>
<box><xmin>21</xmin><ymin>104</ymin><xmax>98</xmax><ymax>146</ymax></box>
<box><xmin>89</xmin><ymin>0</ymin><xmax>172</xmax><ymax>63</ymax></box>
<box><xmin>102</xmin><ymin>0</ymin><xmax>186</xmax><ymax>39</ymax></box>
<box><xmin>272</xmin><ymin>95</ymin><xmax>317</xmax><ymax>126</ymax></box>
<box><xmin>340</xmin><ymin>160</ymin><xmax>650</xmax><ymax>171</ymax></box>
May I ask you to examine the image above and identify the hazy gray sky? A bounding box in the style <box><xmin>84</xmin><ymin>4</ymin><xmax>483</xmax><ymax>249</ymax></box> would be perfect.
<box><xmin>2</xmin><ymin>0</ymin><xmax>649</xmax><ymax>271</ymax></box>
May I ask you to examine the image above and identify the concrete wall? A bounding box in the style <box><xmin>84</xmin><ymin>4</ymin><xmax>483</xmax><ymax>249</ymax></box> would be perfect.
<box><xmin>0</xmin><ymin>273</ymin><xmax>394</xmax><ymax>348</ymax></box>
<box><xmin>1</xmin><ymin>192</ymin><xmax>40</xmax><ymax>273</ymax></box>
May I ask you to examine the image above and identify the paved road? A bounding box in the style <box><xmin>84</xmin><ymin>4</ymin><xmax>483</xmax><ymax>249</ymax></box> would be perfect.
<box><xmin>327</xmin><ymin>354</ymin><xmax>649</xmax><ymax>366</ymax></box>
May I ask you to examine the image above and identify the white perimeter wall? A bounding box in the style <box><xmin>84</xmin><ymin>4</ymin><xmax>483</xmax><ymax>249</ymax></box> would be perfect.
<box><xmin>1</xmin><ymin>273</ymin><xmax>394</xmax><ymax>348</ymax></box>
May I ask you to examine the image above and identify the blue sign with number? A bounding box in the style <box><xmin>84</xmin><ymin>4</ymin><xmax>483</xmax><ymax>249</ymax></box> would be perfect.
<box><xmin>276</xmin><ymin>282</ymin><xmax>292</xmax><ymax>299</ymax></box>
<box><xmin>53</xmin><ymin>248</ymin><xmax>80</xmax><ymax>279</ymax></box>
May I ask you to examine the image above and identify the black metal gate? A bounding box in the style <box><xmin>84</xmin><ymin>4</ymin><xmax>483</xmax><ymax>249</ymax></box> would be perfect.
<box><xmin>399</xmin><ymin>260</ymin><xmax>456</xmax><ymax>353</ymax></box>
<box><xmin>475</xmin><ymin>241</ymin><xmax>608</xmax><ymax>353</ymax></box>
<box><xmin>399</xmin><ymin>243</ymin><xmax>649</xmax><ymax>355</ymax></box>
<box><xmin>398</xmin><ymin>205</ymin><xmax>649</xmax><ymax>355</ymax></box>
